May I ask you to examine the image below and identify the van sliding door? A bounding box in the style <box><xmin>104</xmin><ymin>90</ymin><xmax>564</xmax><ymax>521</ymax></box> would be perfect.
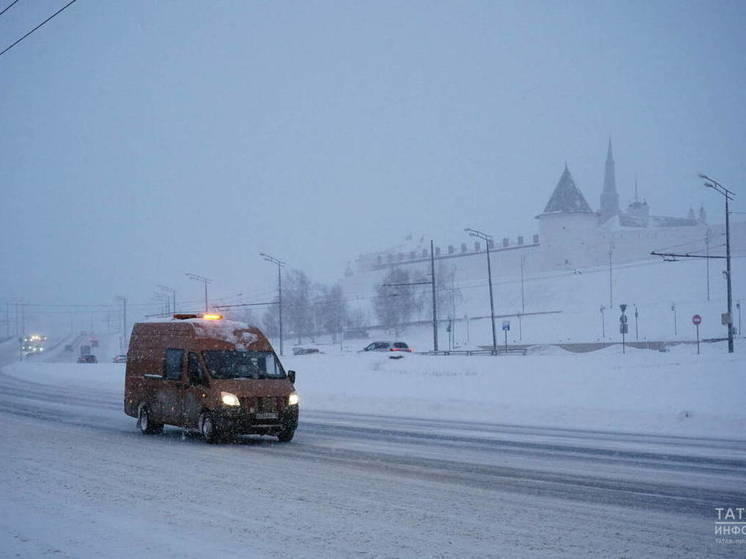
<box><xmin>160</xmin><ymin>348</ymin><xmax>185</xmax><ymax>425</ymax></box>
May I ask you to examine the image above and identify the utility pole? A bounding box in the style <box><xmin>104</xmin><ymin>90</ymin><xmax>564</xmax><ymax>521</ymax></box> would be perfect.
<box><xmin>157</xmin><ymin>285</ymin><xmax>177</xmax><ymax>315</ymax></box>
<box><xmin>116</xmin><ymin>296</ymin><xmax>127</xmax><ymax>352</ymax></box>
<box><xmin>430</xmin><ymin>240</ymin><xmax>438</xmax><ymax>352</ymax></box>
<box><xmin>705</xmin><ymin>227</ymin><xmax>711</xmax><ymax>302</ymax></box>
<box><xmin>520</xmin><ymin>254</ymin><xmax>526</xmax><ymax>314</ymax></box>
<box><xmin>700</xmin><ymin>174</ymin><xmax>735</xmax><ymax>353</ymax></box>
<box><xmin>260</xmin><ymin>252</ymin><xmax>285</xmax><ymax>356</ymax></box>
<box><xmin>600</xmin><ymin>305</ymin><xmax>605</xmax><ymax>340</ymax></box>
<box><xmin>634</xmin><ymin>304</ymin><xmax>639</xmax><ymax>341</ymax></box>
<box><xmin>466</xmin><ymin>228</ymin><xmax>497</xmax><ymax>354</ymax></box>
<box><xmin>186</xmin><ymin>273</ymin><xmax>212</xmax><ymax>312</ymax></box>
<box><xmin>608</xmin><ymin>247</ymin><xmax>614</xmax><ymax>308</ymax></box>
<box><xmin>672</xmin><ymin>303</ymin><xmax>677</xmax><ymax>337</ymax></box>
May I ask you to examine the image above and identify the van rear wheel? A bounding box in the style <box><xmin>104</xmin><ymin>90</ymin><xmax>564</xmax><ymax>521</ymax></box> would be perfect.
<box><xmin>137</xmin><ymin>405</ymin><xmax>163</xmax><ymax>435</ymax></box>
<box><xmin>199</xmin><ymin>412</ymin><xmax>222</xmax><ymax>443</ymax></box>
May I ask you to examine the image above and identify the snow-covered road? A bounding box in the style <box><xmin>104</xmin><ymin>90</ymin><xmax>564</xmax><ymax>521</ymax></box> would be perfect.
<box><xmin>1</xmin><ymin>364</ymin><xmax>744</xmax><ymax>557</ymax></box>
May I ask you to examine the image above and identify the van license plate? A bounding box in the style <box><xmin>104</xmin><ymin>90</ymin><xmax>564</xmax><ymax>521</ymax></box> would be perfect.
<box><xmin>255</xmin><ymin>412</ymin><xmax>278</xmax><ymax>420</ymax></box>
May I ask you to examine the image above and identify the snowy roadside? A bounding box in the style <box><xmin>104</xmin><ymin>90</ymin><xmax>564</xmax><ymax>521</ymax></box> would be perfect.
<box><xmin>4</xmin><ymin>342</ymin><xmax>744</xmax><ymax>439</ymax></box>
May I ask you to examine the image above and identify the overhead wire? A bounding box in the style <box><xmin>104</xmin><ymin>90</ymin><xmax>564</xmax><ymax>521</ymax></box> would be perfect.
<box><xmin>0</xmin><ymin>0</ymin><xmax>77</xmax><ymax>59</ymax></box>
<box><xmin>0</xmin><ymin>0</ymin><xmax>20</xmax><ymax>18</ymax></box>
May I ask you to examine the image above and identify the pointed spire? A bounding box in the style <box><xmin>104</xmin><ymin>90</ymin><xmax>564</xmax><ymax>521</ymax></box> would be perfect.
<box><xmin>600</xmin><ymin>138</ymin><xmax>620</xmax><ymax>222</ymax></box>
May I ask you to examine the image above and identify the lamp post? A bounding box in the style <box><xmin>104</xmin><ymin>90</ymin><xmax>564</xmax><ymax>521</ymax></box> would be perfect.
<box><xmin>186</xmin><ymin>273</ymin><xmax>212</xmax><ymax>312</ymax></box>
<box><xmin>634</xmin><ymin>304</ymin><xmax>639</xmax><ymax>341</ymax></box>
<box><xmin>608</xmin><ymin>246</ymin><xmax>614</xmax><ymax>308</ymax></box>
<box><xmin>115</xmin><ymin>296</ymin><xmax>127</xmax><ymax>353</ymax></box>
<box><xmin>260</xmin><ymin>252</ymin><xmax>285</xmax><ymax>356</ymax></box>
<box><xmin>465</xmin><ymin>228</ymin><xmax>497</xmax><ymax>354</ymax></box>
<box><xmin>600</xmin><ymin>305</ymin><xmax>606</xmax><ymax>340</ymax></box>
<box><xmin>430</xmin><ymin>240</ymin><xmax>438</xmax><ymax>352</ymax></box>
<box><xmin>700</xmin><ymin>173</ymin><xmax>735</xmax><ymax>353</ymax></box>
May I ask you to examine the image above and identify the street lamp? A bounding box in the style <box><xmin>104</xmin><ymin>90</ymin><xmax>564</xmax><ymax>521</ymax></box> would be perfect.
<box><xmin>600</xmin><ymin>305</ymin><xmax>605</xmax><ymax>340</ymax></box>
<box><xmin>700</xmin><ymin>173</ymin><xmax>736</xmax><ymax>353</ymax></box>
<box><xmin>115</xmin><ymin>296</ymin><xmax>127</xmax><ymax>353</ymax></box>
<box><xmin>465</xmin><ymin>228</ymin><xmax>497</xmax><ymax>354</ymax></box>
<box><xmin>260</xmin><ymin>252</ymin><xmax>285</xmax><ymax>356</ymax></box>
<box><xmin>634</xmin><ymin>304</ymin><xmax>639</xmax><ymax>341</ymax></box>
<box><xmin>186</xmin><ymin>273</ymin><xmax>212</xmax><ymax>312</ymax></box>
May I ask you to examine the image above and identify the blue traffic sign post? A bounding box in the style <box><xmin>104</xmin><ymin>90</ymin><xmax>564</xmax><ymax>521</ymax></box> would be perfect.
<box><xmin>619</xmin><ymin>304</ymin><xmax>628</xmax><ymax>354</ymax></box>
<box><xmin>502</xmin><ymin>321</ymin><xmax>510</xmax><ymax>352</ymax></box>
<box><xmin>692</xmin><ymin>314</ymin><xmax>702</xmax><ymax>354</ymax></box>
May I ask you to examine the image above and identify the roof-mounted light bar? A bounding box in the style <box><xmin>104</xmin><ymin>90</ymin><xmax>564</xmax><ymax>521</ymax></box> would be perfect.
<box><xmin>172</xmin><ymin>313</ymin><xmax>223</xmax><ymax>321</ymax></box>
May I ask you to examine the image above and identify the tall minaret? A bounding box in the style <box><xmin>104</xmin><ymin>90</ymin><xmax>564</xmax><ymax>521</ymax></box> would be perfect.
<box><xmin>600</xmin><ymin>138</ymin><xmax>620</xmax><ymax>223</ymax></box>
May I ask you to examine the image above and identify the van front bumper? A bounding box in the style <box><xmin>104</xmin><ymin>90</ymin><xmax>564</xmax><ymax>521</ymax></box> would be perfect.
<box><xmin>213</xmin><ymin>404</ymin><xmax>299</xmax><ymax>435</ymax></box>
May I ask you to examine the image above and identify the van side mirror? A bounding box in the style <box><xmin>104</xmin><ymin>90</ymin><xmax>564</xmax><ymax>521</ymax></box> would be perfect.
<box><xmin>288</xmin><ymin>370</ymin><xmax>296</xmax><ymax>384</ymax></box>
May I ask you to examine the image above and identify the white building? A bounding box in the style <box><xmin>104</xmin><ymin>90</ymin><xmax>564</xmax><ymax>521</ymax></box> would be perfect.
<box><xmin>346</xmin><ymin>141</ymin><xmax>737</xmax><ymax>285</ymax></box>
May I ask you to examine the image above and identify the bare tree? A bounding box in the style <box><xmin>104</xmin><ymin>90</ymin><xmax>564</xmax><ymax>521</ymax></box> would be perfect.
<box><xmin>284</xmin><ymin>269</ymin><xmax>312</xmax><ymax>344</ymax></box>
<box><xmin>262</xmin><ymin>308</ymin><xmax>279</xmax><ymax>337</ymax></box>
<box><xmin>373</xmin><ymin>267</ymin><xmax>418</xmax><ymax>336</ymax></box>
<box><xmin>317</xmin><ymin>283</ymin><xmax>348</xmax><ymax>342</ymax></box>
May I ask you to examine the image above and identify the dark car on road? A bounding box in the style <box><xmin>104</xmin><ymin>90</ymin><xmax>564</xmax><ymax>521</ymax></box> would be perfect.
<box><xmin>77</xmin><ymin>354</ymin><xmax>98</xmax><ymax>363</ymax></box>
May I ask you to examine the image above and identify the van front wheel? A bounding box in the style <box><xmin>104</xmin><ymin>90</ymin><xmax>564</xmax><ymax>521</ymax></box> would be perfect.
<box><xmin>199</xmin><ymin>412</ymin><xmax>221</xmax><ymax>443</ymax></box>
<box><xmin>277</xmin><ymin>426</ymin><xmax>295</xmax><ymax>443</ymax></box>
<box><xmin>137</xmin><ymin>405</ymin><xmax>163</xmax><ymax>435</ymax></box>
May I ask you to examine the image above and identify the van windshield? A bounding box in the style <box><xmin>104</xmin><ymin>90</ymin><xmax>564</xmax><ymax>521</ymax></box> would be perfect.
<box><xmin>202</xmin><ymin>350</ymin><xmax>285</xmax><ymax>379</ymax></box>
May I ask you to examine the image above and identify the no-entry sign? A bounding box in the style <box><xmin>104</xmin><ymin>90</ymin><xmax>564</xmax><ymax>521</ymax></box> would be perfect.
<box><xmin>692</xmin><ymin>314</ymin><xmax>702</xmax><ymax>326</ymax></box>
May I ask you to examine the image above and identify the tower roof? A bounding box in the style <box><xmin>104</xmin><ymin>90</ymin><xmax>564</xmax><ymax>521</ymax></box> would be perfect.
<box><xmin>541</xmin><ymin>164</ymin><xmax>593</xmax><ymax>215</ymax></box>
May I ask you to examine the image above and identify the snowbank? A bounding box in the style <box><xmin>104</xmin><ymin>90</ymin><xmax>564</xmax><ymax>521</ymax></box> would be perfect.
<box><xmin>4</xmin><ymin>342</ymin><xmax>744</xmax><ymax>438</ymax></box>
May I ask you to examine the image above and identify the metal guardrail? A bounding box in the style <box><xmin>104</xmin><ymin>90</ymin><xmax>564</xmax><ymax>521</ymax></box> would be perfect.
<box><xmin>421</xmin><ymin>348</ymin><xmax>528</xmax><ymax>356</ymax></box>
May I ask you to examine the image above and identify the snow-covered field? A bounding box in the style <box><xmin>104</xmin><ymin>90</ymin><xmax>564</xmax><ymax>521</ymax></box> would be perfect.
<box><xmin>291</xmin><ymin>342</ymin><xmax>746</xmax><ymax>440</ymax></box>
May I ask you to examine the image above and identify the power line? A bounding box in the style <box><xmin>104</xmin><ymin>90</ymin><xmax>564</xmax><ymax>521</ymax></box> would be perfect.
<box><xmin>0</xmin><ymin>0</ymin><xmax>77</xmax><ymax>59</ymax></box>
<box><xmin>0</xmin><ymin>0</ymin><xmax>21</xmax><ymax>18</ymax></box>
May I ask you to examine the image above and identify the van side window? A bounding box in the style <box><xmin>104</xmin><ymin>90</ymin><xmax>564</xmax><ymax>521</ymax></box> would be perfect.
<box><xmin>164</xmin><ymin>349</ymin><xmax>184</xmax><ymax>380</ymax></box>
<box><xmin>187</xmin><ymin>352</ymin><xmax>205</xmax><ymax>385</ymax></box>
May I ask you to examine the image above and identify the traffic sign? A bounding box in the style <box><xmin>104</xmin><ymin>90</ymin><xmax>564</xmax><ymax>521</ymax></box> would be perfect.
<box><xmin>502</xmin><ymin>321</ymin><xmax>510</xmax><ymax>331</ymax></box>
<box><xmin>620</xmin><ymin>323</ymin><xmax>629</xmax><ymax>334</ymax></box>
<box><xmin>620</xmin><ymin>314</ymin><xmax>628</xmax><ymax>324</ymax></box>
<box><xmin>692</xmin><ymin>314</ymin><xmax>702</xmax><ymax>326</ymax></box>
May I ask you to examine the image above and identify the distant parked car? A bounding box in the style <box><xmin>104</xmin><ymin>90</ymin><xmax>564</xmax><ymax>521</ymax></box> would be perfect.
<box><xmin>64</xmin><ymin>344</ymin><xmax>73</xmax><ymax>352</ymax></box>
<box><xmin>112</xmin><ymin>354</ymin><xmax>127</xmax><ymax>363</ymax></box>
<box><xmin>77</xmin><ymin>354</ymin><xmax>98</xmax><ymax>363</ymax></box>
<box><xmin>361</xmin><ymin>341</ymin><xmax>412</xmax><ymax>357</ymax></box>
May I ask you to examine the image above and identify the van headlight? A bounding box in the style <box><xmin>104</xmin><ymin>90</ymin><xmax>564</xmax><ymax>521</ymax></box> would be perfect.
<box><xmin>288</xmin><ymin>392</ymin><xmax>299</xmax><ymax>406</ymax></box>
<box><xmin>221</xmin><ymin>392</ymin><xmax>240</xmax><ymax>407</ymax></box>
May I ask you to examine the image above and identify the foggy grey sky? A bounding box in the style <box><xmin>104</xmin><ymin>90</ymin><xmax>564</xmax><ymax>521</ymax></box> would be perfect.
<box><xmin>1</xmin><ymin>0</ymin><xmax>745</xmax><ymax>321</ymax></box>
